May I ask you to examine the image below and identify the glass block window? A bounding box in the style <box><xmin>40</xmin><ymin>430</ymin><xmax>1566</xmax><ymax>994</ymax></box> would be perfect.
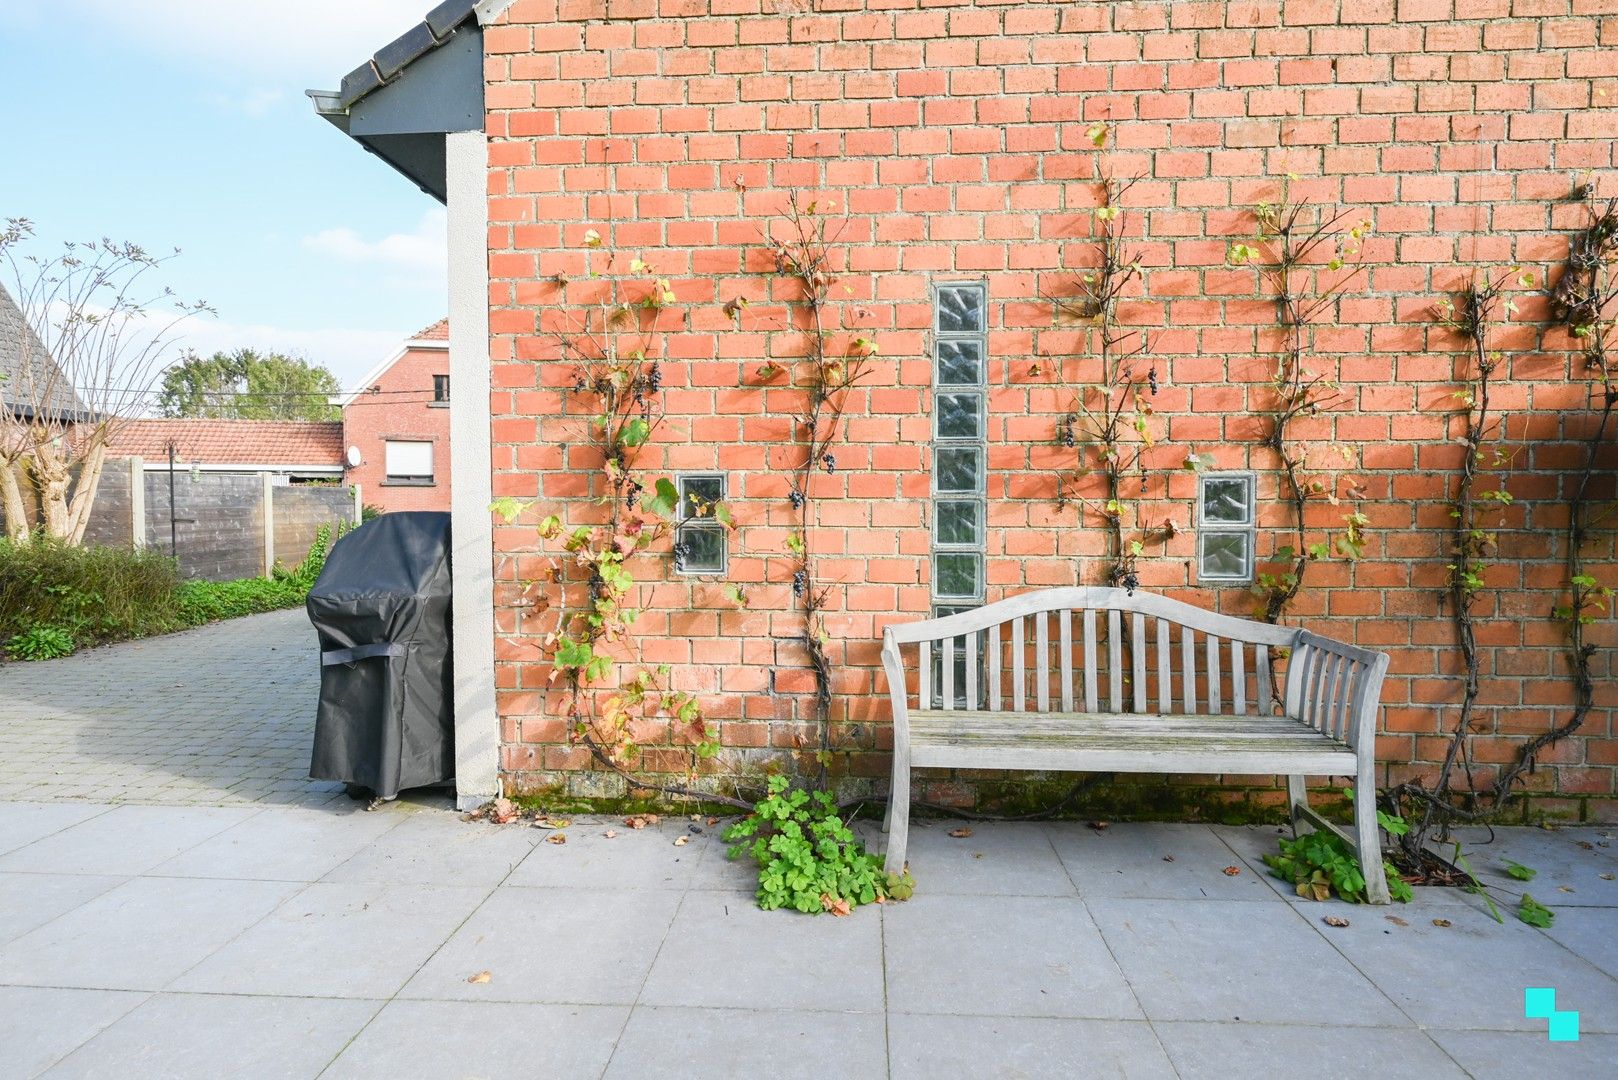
<box><xmin>931</xmin><ymin>282</ymin><xmax>987</xmax><ymax>613</ymax></box>
<box><xmin>674</xmin><ymin>474</ymin><xmax>726</xmax><ymax>575</ymax></box>
<box><xmin>1196</xmin><ymin>472</ymin><xmax>1255</xmax><ymax>583</ymax></box>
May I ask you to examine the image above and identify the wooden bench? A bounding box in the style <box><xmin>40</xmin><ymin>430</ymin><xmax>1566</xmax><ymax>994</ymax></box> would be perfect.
<box><xmin>879</xmin><ymin>587</ymin><xmax>1393</xmax><ymax>903</ymax></box>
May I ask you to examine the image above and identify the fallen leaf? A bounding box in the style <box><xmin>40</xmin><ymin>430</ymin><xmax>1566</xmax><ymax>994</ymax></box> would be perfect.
<box><xmin>1600</xmin><ymin>873</ymin><xmax>1614</xmax><ymax>881</ymax></box>
<box><xmin>1323</xmin><ymin>915</ymin><xmax>1350</xmax><ymax>928</ymax></box>
<box><xmin>1088</xmin><ymin>821</ymin><xmax>1109</xmax><ymax>832</ymax></box>
<box><xmin>467</xmin><ymin>970</ymin><xmax>492</xmax><ymax>984</ymax></box>
<box><xmin>1558</xmin><ymin>886</ymin><xmax>1575</xmax><ymax>893</ymax></box>
<box><xmin>546</xmin><ymin>834</ymin><xmax>567</xmax><ymax>845</ymax></box>
<box><xmin>820</xmin><ymin>894</ymin><xmax>852</xmax><ymax>916</ymax></box>
<box><xmin>646</xmin><ymin>814</ymin><xmax>661</xmax><ymax>825</ymax></box>
<box><xmin>1162</xmin><ymin>855</ymin><xmax>1176</xmax><ymax>862</ymax></box>
<box><xmin>603</xmin><ymin>830</ymin><xmax>618</xmax><ymax>839</ymax></box>
<box><xmin>1385</xmin><ymin>915</ymin><xmax>1408</xmax><ymax>927</ymax></box>
<box><xmin>707</xmin><ymin>816</ymin><xmax>720</xmax><ymax>827</ymax></box>
<box><xmin>624</xmin><ymin>815</ymin><xmax>649</xmax><ymax>830</ymax></box>
<box><xmin>1432</xmin><ymin>918</ymin><xmax>1452</xmax><ymax>927</ymax></box>
<box><xmin>533</xmin><ymin>817</ymin><xmax>570</xmax><ymax>829</ymax></box>
<box><xmin>1222</xmin><ymin>866</ymin><xmax>1241</xmax><ymax>876</ymax></box>
<box><xmin>490</xmin><ymin>798</ymin><xmax>518</xmax><ymax>825</ymax></box>
<box><xmin>673</xmin><ymin>835</ymin><xmax>689</xmax><ymax>846</ymax></box>
<box><xmin>972</xmin><ymin>852</ymin><xmax>985</xmax><ymax>859</ymax></box>
<box><xmin>948</xmin><ymin>826</ymin><xmax>974</xmax><ymax>839</ymax></box>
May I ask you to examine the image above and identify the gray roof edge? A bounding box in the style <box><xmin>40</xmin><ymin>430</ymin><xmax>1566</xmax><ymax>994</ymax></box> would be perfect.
<box><xmin>308</xmin><ymin>0</ymin><xmax>516</xmax><ymax>115</ymax></box>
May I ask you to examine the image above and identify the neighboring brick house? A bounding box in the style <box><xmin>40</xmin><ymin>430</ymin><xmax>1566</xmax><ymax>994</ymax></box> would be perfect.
<box><xmin>106</xmin><ymin>419</ymin><xmax>345</xmax><ymax>482</ymax></box>
<box><xmin>313</xmin><ymin>0</ymin><xmax>1618</xmax><ymax>818</ymax></box>
<box><xmin>339</xmin><ymin>319</ymin><xmax>453</xmax><ymax>513</ymax></box>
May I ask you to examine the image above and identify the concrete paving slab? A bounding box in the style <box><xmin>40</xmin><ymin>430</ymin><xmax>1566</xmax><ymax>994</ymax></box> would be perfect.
<box><xmin>884</xmin><ymin>893</ymin><xmax>1142</xmax><ymax>1019</ymax></box>
<box><xmin>0</xmin><ymin>804</ymin><xmax>258</xmax><ymax>876</ymax></box>
<box><xmin>0</xmin><ymin>872</ymin><xmax>125</xmax><ymax>946</ymax></box>
<box><xmin>1541</xmin><ymin>904</ymin><xmax>1618</xmax><ymax>982</ymax></box>
<box><xmin>0</xmin><ymin>876</ymin><xmax>298</xmax><ymax>991</ymax></box>
<box><xmin>1052</xmin><ymin>821</ymin><xmax>1284</xmax><ymax>900</ymax></box>
<box><xmin>0</xmin><ymin>803</ymin><xmax>109</xmax><ymax>856</ymax></box>
<box><xmin>401</xmin><ymin>886</ymin><xmax>681</xmax><ymax>1005</ymax></box>
<box><xmin>887</xmin><ymin>1013</ymin><xmax>1176</xmax><ymax>1080</ymax></box>
<box><xmin>640</xmin><ymin>891</ymin><xmax>885</xmax><ymax>1012</ymax></box>
<box><xmin>506</xmin><ymin>818</ymin><xmax>711</xmax><ymax>890</ymax></box>
<box><xmin>1445</xmin><ymin>826</ymin><xmax>1618</xmax><ymax>907</ymax></box>
<box><xmin>894</xmin><ymin>820</ymin><xmax>1077</xmax><ymax>896</ymax></box>
<box><xmin>324</xmin><ymin>1000</ymin><xmax>628</xmax><ymax>1080</ymax></box>
<box><xmin>1088</xmin><ymin>897</ymin><xmax>1407</xmax><ymax>1026</ymax></box>
<box><xmin>1154</xmin><ymin>1020</ymin><xmax>1467</xmax><ymax>1079</ymax></box>
<box><xmin>1427</xmin><ymin>1028</ymin><xmax>1618</xmax><ymax>1079</ymax></box>
<box><xmin>321</xmin><ymin>811</ymin><xmax>541</xmax><ymax>887</ymax></box>
<box><xmin>0</xmin><ymin>986</ymin><xmax>147</xmax><ymax>1079</ymax></box>
<box><xmin>171</xmin><ymin>882</ymin><xmax>490</xmax><ymax>999</ymax></box>
<box><xmin>39</xmin><ymin>992</ymin><xmax>379</xmax><ymax>1080</ymax></box>
<box><xmin>151</xmin><ymin>805</ymin><xmax>406</xmax><ymax>882</ymax></box>
<box><xmin>1317</xmin><ymin>899</ymin><xmax>1618</xmax><ymax>1032</ymax></box>
<box><xmin>605</xmin><ymin>1005</ymin><xmax>887</xmax><ymax>1080</ymax></box>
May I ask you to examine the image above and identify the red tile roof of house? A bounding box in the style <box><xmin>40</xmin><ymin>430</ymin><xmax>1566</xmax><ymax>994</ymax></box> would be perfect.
<box><xmin>106</xmin><ymin>419</ymin><xmax>344</xmax><ymax>468</ymax></box>
<box><xmin>414</xmin><ymin>318</ymin><xmax>448</xmax><ymax>341</ymax></box>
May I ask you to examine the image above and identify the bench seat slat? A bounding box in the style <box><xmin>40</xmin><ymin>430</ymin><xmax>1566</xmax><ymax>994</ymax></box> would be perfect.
<box><xmin>908</xmin><ymin>709</ymin><xmax>1356</xmax><ymax>774</ymax></box>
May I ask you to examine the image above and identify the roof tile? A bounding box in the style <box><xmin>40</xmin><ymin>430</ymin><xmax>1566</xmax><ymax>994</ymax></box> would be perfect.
<box><xmin>105</xmin><ymin>420</ymin><xmax>344</xmax><ymax>468</ymax></box>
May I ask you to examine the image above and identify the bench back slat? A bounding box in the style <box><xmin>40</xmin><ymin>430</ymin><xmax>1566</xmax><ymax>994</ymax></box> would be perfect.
<box><xmin>987</xmin><ymin>623</ymin><xmax>1001</xmax><ymax>712</ymax></box>
<box><xmin>1256</xmin><ymin>643</ymin><xmax>1273</xmax><ymax>715</ymax></box>
<box><xmin>1231</xmin><ymin>638</ymin><xmax>1247</xmax><ymax>715</ymax></box>
<box><xmin>1036</xmin><ymin>611</ymin><xmax>1051</xmax><ymax>712</ymax></box>
<box><xmin>1131</xmin><ymin>613</ymin><xmax>1148</xmax><ymax>714</ymax></box>
<box><xmin>1059</xmin><ymin>610</ymin><xmax>1074</xmax><ymax>712</ymax></box>
<box><xmin>1181</xmin><ymin>624</ymin><xmax>1197</xmax><ymax>713</ymax></box>
<box><xmin>1083</xmin><ymin>609</ymin><xmax>1099</xmax><ymax>713</ymax></box>
<box><xmin>1107</xmin><ymin>608</ymin><xmax>1124</xmax><ymax>711</ymax></box>
<box><xmin>1012</xmin><ymin>615</ymin><xmax>1026</xmax><ymax>710</ymax></box>
<box><xmin>918</xmin><ymin>639</ymin><xmax>930</xmax><ymax>710</ymax></box>
<box><xmin>965</xmin><ymin>630</ymin><xmax>979</xmax><ymax>712</ymax></box>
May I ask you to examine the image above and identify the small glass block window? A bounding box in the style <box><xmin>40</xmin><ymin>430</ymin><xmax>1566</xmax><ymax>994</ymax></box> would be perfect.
<box><xmin>935</xmin><ymin>447</ymin><xmax>981</xmax><ymax>493</ymax></box>
<box><xmin>937</xmin><ymin>340</ymin><xmax>982</xmax><ymax>385</ymax></box>
<box><xmin>936</xmin><ymin>286</ymin><xmax>986</xmax><ymax>334</ymax></box>
<box><xmin>1196</xmin><ymin>472</ymin><xmax>1255</xmax><ymax>583</ymax></box>
<box><xmin>935</xmin><ymin>501</ymin><xmax>980</xmax><ymax>546</ymax></box>
<box><xmin>674</xmin><ymin>473</ymin><xmax>726</xmax><ymax>575</ymax></box>
<box><xmin>935</xmin><ymin>393</ymin><xmax>982</xmax><ymax>439</ymax></box>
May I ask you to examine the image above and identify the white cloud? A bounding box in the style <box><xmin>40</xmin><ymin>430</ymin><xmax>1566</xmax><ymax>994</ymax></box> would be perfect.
<box><xmin>40</xmin><ymin>2</ymin><xmax>433</xmax><ymax>82</ymax></box>
<box><xmin>302</xmin><ymin>209</ymin><xmax>447</xmax><ymax>275</ymax></box>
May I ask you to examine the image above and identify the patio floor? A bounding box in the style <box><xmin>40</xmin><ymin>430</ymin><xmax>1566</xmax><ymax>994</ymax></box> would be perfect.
<box><xmin>0</xmin><ymin>803</ymin><xmax>1612</xmax><ymax>1078</ymax></box>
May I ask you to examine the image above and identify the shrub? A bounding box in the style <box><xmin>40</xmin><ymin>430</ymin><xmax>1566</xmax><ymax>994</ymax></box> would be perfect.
<box><xmin>175</xmin><ymin>577</ymin><xmax>307</xmax><ymax>626</ymax></box>
<box><xmin>0</xmin><ymin>537</ymin><xmax>181</xmax><ymax>646</ymax></box>
<box><xmin>5</xmin><ymin>625</ymin><xmax>76</xmax><ymax>661</ymax></box>
<box><xmin>725</xmin><ymin>775</ymin><xmax>913</xmax><ymax>914</ymax></box>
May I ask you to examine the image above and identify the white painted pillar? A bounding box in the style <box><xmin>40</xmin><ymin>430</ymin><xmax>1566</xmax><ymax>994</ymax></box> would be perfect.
<box><xmin>446</xmin><ymin>127</ymin><xmax>499</xmax><ymax>809</ymax></box>
<box><xmin>261</xmin><ymin>472</ymin><xmax>276</xmax><ymax>577</ymax></box>
<box><xmin>129</xmin><ymin>457</ymin><xmax>145</xmax><ymax>549</ymax></box>
<box><xmin>352</xmin><ymin>483</ymin><xmax>363</xmax><ymax>525</ymax></box>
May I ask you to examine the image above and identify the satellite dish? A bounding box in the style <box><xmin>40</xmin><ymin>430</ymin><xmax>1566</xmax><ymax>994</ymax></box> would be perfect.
<box><xmin>346</xmin><ymin>446</ymin><xmax>363</xmax><ymax>468</ymax></box>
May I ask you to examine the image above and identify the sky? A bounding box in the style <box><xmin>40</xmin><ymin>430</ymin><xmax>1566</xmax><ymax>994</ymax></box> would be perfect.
<box><xmin>0</xmin><ymin>1</ymin><xmax>449</xmax><ymax>394</ymax></box>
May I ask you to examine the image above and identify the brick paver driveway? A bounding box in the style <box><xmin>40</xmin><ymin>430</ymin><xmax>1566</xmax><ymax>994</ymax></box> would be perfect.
<box><xmin>0</xmin><ymin>610</ymin><xmax>341</xmax><ymax>807</ymax></box>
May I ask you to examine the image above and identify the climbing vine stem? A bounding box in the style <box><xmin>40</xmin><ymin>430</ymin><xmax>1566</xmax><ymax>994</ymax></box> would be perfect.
<box><xmin>493</xmin><ymin>234</ymin><xmax>747</xmax><ymax>809</ymax></box>
<box><xmin>755</xmin><ymin>195</ymin><xmax>875</xmax><ymax>788</ymax></box>
<box><xmin>1492</xmin><ymin>193</ymin><xmax>1618</xmax><ymax>806</ymax></box>
<box><xmin>1229</xmin><ymin>180</ymin><xmax>1371</xmax><ymax>625</ymax></box>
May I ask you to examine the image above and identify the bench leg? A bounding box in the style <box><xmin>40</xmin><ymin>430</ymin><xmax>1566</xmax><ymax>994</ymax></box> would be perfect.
<box><xmin>1286</xmin><ymin>775</ymin><xmax>1309</xmax><ymax>832</ymax></box>
<box><xmin>1355</xmin><ymin>770</ymin><xmax>1390</xmax><ymax>905</ymax></box>
<box><xmin>884</xmin><ymin>756</ymin><xmax>910</xmax><ymax>877</ymax></box>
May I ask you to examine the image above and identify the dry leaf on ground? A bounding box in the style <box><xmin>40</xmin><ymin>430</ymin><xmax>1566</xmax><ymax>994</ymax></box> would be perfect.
<box><xmin>1432</xmin><ymin>918</ymin><xmax>1452</xmax><ymax>927</ymax></box>
<box><xmin>1385</xmin><ymin>915</ymin><xmax>1409</xmax><ymax>927</ymax></box>
<box><xmin>1162</xmin><ymin>855</ymin><xmax>1176</xmax><ymax>862</ymax></box>
<box><xmin>673</xmin><ymin>835</ymin><xmax>689</xmax><ymax>846</ymax></box>
<box><xmin>546</xmin><ymin>834</ymin><xmax>567</xmax><ymax>845</ymax></box>
<box><xmin>490</xmin><ymin>798</ymin><xmax>518</xmax><ymax>825</ymax></box>
<box><xmin>821</xmin><ymin>894</ymin><xmax>852</xmax><ymax>916</ymax></box>
<box><xmin>1323</xmin><ymin>916</ymin><xmax>1350</xmax><ymax>927</ymax></box>
<box><xmin>603</xmin><ymin>830</ymin><xmax>618</xmax><ymax>839</ymax></box>
<box><xmin>467</xmin><ymin>971</ymin><xmax>492</xmax><ymax>984</ymax></box>
<box><xmin>948</xmin><ymin>826</ymin><xmax>973</xmax><ymax>839</ymax></box>
<box><xmin>1222</xmin><ymin>866</ymin><xmax>1241</xmax><ymax>876</ymax></box>
<box><xmin>1088</xmin><ymin>821</ymin><xmax>1109</xmax><ymax>831</ymax></box>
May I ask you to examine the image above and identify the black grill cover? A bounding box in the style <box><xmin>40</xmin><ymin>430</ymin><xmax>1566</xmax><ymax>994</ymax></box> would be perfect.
<box><xmin>308</xmin><ymin>512</ymin><xmax>454</xmax><ymax>799</ymax></box>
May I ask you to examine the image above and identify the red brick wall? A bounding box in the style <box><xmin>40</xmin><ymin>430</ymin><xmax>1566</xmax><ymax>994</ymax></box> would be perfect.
<box><xmin>342</xmin><ymin>341</ymin><xmax>453</xmax><ymax>514</ymax></box>
<box><xmin>481</xmin><ymin>0</ymin><xmax>1618</xmax><ymax>820</ymax></box>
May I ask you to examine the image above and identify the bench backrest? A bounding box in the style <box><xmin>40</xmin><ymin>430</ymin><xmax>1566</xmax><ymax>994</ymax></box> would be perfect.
<box><xmin>880</xmin><ymin>587</ymin><xmax>1389</xmax><ymax>739</ymax></box>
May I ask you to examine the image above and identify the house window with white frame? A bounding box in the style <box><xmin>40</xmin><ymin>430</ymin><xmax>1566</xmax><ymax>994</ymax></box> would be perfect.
<box><xmin>383</xmin><ymin>439</ymin><xmax>435</xmax><ymax>485</ymax></box>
